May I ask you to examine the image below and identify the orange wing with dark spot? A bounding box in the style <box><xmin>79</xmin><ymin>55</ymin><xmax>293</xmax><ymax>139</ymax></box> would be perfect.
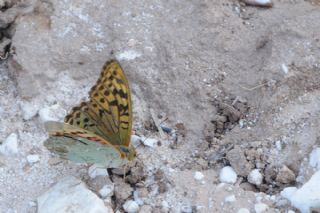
<box><xmin>64</xmin><ymin>60</ymin><xmax>132</xmax><ymax>147</ymax></box>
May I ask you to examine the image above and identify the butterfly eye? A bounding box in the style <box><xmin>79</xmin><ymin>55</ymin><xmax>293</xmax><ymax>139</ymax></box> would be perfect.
<box><xmin>119</xmin><ymin>146</ymin><xmax>130</xmax><ymax>154</ymax></box>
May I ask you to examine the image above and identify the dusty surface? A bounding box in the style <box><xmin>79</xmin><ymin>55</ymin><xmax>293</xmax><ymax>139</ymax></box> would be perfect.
<box><xmin>0</xmin><ymin>0</ymin><xmax>320</xmax><ymax>212</ymax></box>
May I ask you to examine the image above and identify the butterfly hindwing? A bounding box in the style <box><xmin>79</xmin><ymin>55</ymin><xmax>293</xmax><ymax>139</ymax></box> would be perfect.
<box><xmin>44</xmin><ymin>121</ymin><xmax>128</xmax><ymax>167</ymax></box>
<box><xmin>45</xmin><ymin>136</ymin><xmax>127</xmax><ymax>167</ymax></box>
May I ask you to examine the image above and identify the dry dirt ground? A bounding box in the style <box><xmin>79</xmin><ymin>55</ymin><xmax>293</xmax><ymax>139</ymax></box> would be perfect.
<box><xmin>0</xmin><ymin>0</ymin><xmax>320</xmax><ymax>212</ymax></box>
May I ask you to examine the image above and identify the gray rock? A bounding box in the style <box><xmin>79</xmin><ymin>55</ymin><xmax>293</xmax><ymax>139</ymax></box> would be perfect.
<box><xmin>99</xmin><ymin>183</ymin><xmax>114</xmax><ymax>198</ymax></box>
<box><xmin>139</xmin><ymin>205</ymin><xmax>153</xmax><ymax>213</ymax></box>
<box><xmin>0</xmin><ymin>133</ymin><xmax>18</xmax><ymax>156</ymax></box>
<box><xmin>88</xmin><ymin>164</ymin><xmax>109</xmax><ymax>179</ymax></box>
<box><xmin>10</xmin><ymin>0</ymin><xmax>116</xmax><ymax>99</ymax></box>
<box><xmin>227</xmin><ymin>146</ymin><xmax>253</xmax><ymax>177</ymax></box>
<box><xmin>123</xmin><ymin>200</ymin><xmax>139</xmax><ymax>213</ymax></box>
<box><xmin>113</xmin><ymin>177</ymin><xmax>133</xmax><ymax>202</ymax></box>
<box><xmin>276</xmin><ymin>165</ymin><xmax>296</xmax><ymax>184</ymax></box>
<box><xmin>37</xmin><ymin>176</ymin><xmax>112</xmax><ymax>213</ymax></box>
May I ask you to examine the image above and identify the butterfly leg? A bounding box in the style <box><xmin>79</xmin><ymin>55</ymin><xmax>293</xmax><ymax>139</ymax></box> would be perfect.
<box><xmin>123</xmin><ymin>163</ymin><xmax>127</xmax><ymax>180</ymax></box>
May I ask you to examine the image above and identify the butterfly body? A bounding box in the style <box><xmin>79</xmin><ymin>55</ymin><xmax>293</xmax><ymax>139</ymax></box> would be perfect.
<box><xmin>44</xmin><ymin>60</ymin><xmax>135</xmax><ymax>168</ymax></box>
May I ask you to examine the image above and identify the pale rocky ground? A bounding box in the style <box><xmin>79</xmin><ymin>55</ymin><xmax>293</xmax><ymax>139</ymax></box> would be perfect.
<box><xmin>0</xmin><ymin>0</ymin><xmax>320</xmax><ymax>212</ymax></box>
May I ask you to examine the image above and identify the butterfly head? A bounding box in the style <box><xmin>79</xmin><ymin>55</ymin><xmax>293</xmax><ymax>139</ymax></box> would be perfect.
<box><xmin>118</xmin><ymin>145</ymin><xmax>136</xmax><ymax>161</ymax></box>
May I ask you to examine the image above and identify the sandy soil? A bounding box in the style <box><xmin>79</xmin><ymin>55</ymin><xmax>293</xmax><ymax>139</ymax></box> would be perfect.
<box><xmin>0</xmin><ymin>0</ymin><xmax>320</xmax><ymax>212</ymax></box>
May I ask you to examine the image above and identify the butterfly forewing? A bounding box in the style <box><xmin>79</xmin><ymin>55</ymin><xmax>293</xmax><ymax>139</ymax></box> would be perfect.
<box><xmin>64</xmin><ymin>60</ymin><xmax>132</xmax><ymax>147</ymax></box>
<box><xmin>45</xmin><ymin>60</ymin><xmax>134</xmax><ymax>168</ymax></box>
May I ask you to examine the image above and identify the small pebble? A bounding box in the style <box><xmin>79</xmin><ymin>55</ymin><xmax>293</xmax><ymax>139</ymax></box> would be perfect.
<box><xmin>131</xmin><ymin>135</ymin><xmax>141</xmax><ymax>147</ymax></box>
<box><xmin>280</xmin><ymin>187</ymin><xmax>297</xmax><ymax>200</ymax></box>
<box><xmin>114</xmin><ymin>180</ymin><xmax>133</xmax><ymax>201</ymax></box>
<box><xmin>237</xmin><ymin>208</ymin><xmax>250</xmax><ymax>213</ymax></box>
<box><xmin>38</xmin><ymin>104</ymin><xmax>65</xmax><ymax>123</ymax></box>
<box><xmin>160</xmin><ymin>125</ymin><xmax>172</xmax><ymax>134</ymax></box>
<box><xmin>224</xmin><ymin>195</ymin><xmax>236</xmax><ymax>203</ymax></box>
<box><xmin>219</xmin><ymin>166</ymin><xmax>237</xmax><ymax>184</ymax></box>
<box><xmin>275</xmin><ymin>140</ymin><xmax>282</xmax><ymax>151</ymax></box>
<box><xmin>276</xmin><ymin>165</ymin><xmax>295</xmax><ymax>184</ymax></box>
<box><xmin>20</xmin><ymin>101</ymin><xmax>38</xmax><ymax>120</ymax></box>
<box><xmin>117</xmin><ymin>50</ymin><xmax>141</xmax><ymax>61</ymax></box>
<box><xmin>248</xmin><ymin>169</ymin><xmax>263</xmax><ymax>186</ymax></box>
<box><xmin>88</xmin><ymin>164</ymin><xmax>109</xmax><ymax>179</ymax></box>
<box><xmin>181</xmin><ymin>205</ymin><xmax>193</xmax><ymax>213</ymax></box>
<box><xmin>127</xmin><ymin>39</ymin><xmax>138</xmax><ymax>47</ymax></box>
<box><xmin>27</xmin><ymin>154</ymin><xmax>40</xmax><ymax>164</ymax></box>
<box><xmin>162</xmin><ymin>200</ymin><xmax>169</xmax><ymax>209</ymax></box>
<box><xmin>141</xmin><ymin>137</ymin><xmax>159</xmax><ymax>147</ymax></box>
<box><xmin>140</xmin><ymin>205</ymin><xmax>153</xmax><ymax>213</ymax></box>
<box><xmin>242</xmin><ymin>0</ymin><xmax>273</xmax><ymax>7</ymax></box>
<box><xmin>98</xmin><ymin>184</ymin><xmax>114</xmax><ymax>198</ymax></box>
<box><xmin>123</xmin><ymin>200</ymin><xmax>139</xmax><ymax>213</ymax></box>
<box><xmin>133</xmin><ymin>190</ymin><xmax>144</xmax><ymax>206</ymax></box>
<box><xmin>0</xmin><ymin>133</ymin><xmax>18</xmax><ymax>156</ymax></box>
<box><xmin>281</xmin><ymin>64</ymin><xmax>288</xmax><ymax>74</ymax></box>
<box><xmin>254</xmin><ymin>203</ymin><xmax>269</xmax><ymax>213</ymax></box>
<box><xmin>194</xmin><ymin>171</ymin><xmax>204</xmax><ymax>181</ymax></box>
<box><xmin>28</xmin><ymin>201</ymin><xmax>37</xmax><ymax>207</ymax></box>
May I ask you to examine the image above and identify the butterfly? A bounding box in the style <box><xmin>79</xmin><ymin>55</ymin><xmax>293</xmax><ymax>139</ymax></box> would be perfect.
<box><xmin>44</xmin><ymin>59</ymin><xmax>135</xmax><ymax>168</ymax></box>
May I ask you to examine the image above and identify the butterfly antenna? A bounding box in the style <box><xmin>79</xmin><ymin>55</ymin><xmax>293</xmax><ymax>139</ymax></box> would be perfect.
<box><xmin>123</xmin><ymin>163</ymin><xmax>128</xmax><ymax>180</ymax></box>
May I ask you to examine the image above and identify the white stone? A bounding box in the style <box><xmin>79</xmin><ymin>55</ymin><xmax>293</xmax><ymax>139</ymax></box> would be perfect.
<box><xmin>38</xmin><ymin>104</ymin><xmax>66</xmax><ymax>123</ymax></box>
<box><xmin>275</xmin><ymin>140</ymin><xmax>282</xmax><ymax>151</ymax></box>
<box><xmin>117</xmin><ymin>50</ymin><xmax>141</xmax><ymax>61</ymax></box>
<box><xmin>133</xmin><ymin>190</ymin><xmax>144</xmax><ymax>206</ymax></box>
<box><xmin>194</xmin><ymin>171</ymin><xmax>204</xmax><ymax>181</ymax></box>
<box><xmin>28</xmin><ymin>201</ymin><xmax>37</xmax><ymax>207</ymax></box>
<box><xmin>237</xmin><ymin>208</ymin><xmax>250</xmax><ymax>213</ymax></box>
<box><xmin>88</xmin><ymin>164</ymin><xmax>109</xmax><ymax>179</ymax></box>
<box><xmin>281</xmin><ymin>63</ymin><xmax>288</xmax><ymax>74</ymax></box>
<box><xmin>98</xmin><ymin>184</ymin><xmax>114</xmax><ymax>198</ymax></box>
<box><xmin>239</xmin><ymin>119</ymin><xmax>245</xmax><ymax>128</ymax></box>
<box><xmin>242</xmin><ymin>0</ymin><xmax>273</xmax><ymax>7</ymax></box>
<box><xmin>141</xmin><ymin>137</ymin><xmax>158</xmax><ymax>147</ymax></box>
<box><xmin>123</xmin><ymin>200</ymin><xmax>139</xmax><ymax>213</ymax></box>
<box><xmin>224</xmin><ymin>195</ymin><xmax>236</xmax><ymax>203</ymax></box>
<box><xmin>309</xmin><ymin>148</ymin><xmax>320</xmax><ymax>170</ymax></box>
<box><xmin>254</xmin><ymin>203</ymin><xmax>269</xmax><ymax>213</ymax></box>
<box><xmin>131</xmin><ymin>135</ymin><xmax>141</xmax><ymax>147</ymax></box>
<box><xmin>289</xmin><ymin>171</ymin><xmax>320</xmax><ymax>213</ymax></box>
<box><xmin>127</xmin><ymin>39</ymin><xmax>138</xmax><ymax>47</ymax></box>
<box><xmin>37</xmin><ymin>176</ymin><xmax>111</xmax><ymax>213</ymax></box>
<box><xmin>219</xmin><ymin>166</ymin><xmax>237</xmax><ymax>184</ymax></box>
<box><xmin>27</xmin><ymin>154</ymin><xmax>40</xmax><ymax>164</ymax></box>
<box><xmin>162</xmin><ymin>200</ymin><xmax>169</xmax><ymax>209</ymax></box>
<box><xmin>181</xmin><ymin>205</ymin><xmax>193</xmax><ymax>213</ymax></box>
<box><xmin>20</xmin><ymin>101</ymin><xmax>39</xmax><ymax>120</ymax></box>
<box><xmin>280</xmin><ymin>187</ymin><xmax>298</xmax><ymax>200</ymax></box>
<box><xmin>255</xmin><ymin>195</ymin><xmax>263</xmax><ymax>203</ymax></box>
<box><xmin>248</xmin><ymin>169</ymin><xmax>263</xmax><ymax>186</ymax></box>
<box><xmin>0</xmin><ymin>133</ymin><xmax>18</xmax><ymax>156</ymax></box>
<box><xmin>287</xmin><ymin>210</ymin><xmax>295</xmax><ymax>213</ymax></box>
